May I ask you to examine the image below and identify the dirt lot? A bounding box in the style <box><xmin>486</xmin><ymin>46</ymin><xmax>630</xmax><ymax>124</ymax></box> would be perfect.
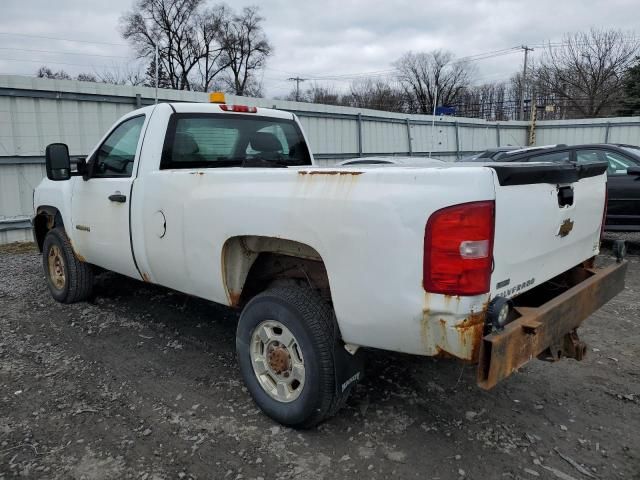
<box><xmin>1</xmin><ymin>245</ymin><xmax>638</xmax><ymax>480</ymax></box>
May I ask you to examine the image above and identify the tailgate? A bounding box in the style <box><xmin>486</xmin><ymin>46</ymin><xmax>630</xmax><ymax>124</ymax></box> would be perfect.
<box><xmin>488</xmin><ymin>162</ymin><xmax>608</xmax><ymax>299</ymax></box>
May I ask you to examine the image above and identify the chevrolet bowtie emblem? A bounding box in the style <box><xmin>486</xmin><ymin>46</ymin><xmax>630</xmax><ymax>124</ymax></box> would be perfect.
<box><xmin>558</xmin><ymin>218</ymin><xmax>574</xmax><ymax>237</ymax></box>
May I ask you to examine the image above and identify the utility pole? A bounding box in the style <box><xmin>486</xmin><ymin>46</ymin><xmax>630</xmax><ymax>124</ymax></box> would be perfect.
<box><xmin>528</xmin><ymin>89</ymin><xmax>538</xmax><ymax>146</ymax></box>
<box><xmin>518</xmin><ymin>45</ymin><xmax>534</xmax><ymax>121</ymax></box>
<box><xmin>154</xmin><ymin>44</ymin><xmax>159</xmax><ymax>105</ymax></box>
<box><xmin>428</xmin><ymin>83</ymin><xmax>438</xmax><ymax>158</ymax></box>
<box><xmin>287</xmin><ymin>76</ymin><xmax>306</xmax><ymax>102</ymax></box>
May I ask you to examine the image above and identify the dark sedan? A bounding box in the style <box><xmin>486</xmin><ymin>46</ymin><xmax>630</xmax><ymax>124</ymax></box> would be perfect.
<box><xmin>494</xmin><ymin>144</ymin><xmax>640</xmax><ymax>231</ymax></box>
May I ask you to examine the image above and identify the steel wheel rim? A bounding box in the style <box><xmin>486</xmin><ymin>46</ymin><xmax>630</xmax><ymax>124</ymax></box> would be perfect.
<box><xmin>47</xmin><ymin>244</ymin><xmax>66</xmax><ymax>290</ymax></box>
<box><xmin>250</xmin><ymin>320</ymin><xmax>305</xmax><ymax>403</ymax></box>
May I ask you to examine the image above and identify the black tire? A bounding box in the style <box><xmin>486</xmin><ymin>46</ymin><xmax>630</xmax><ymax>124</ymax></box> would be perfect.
<box><xmin>236</xmin><ymin>285</ymin><xmax>346</xmax><ymax>429</ymax></box>
<box><xmin>42</xmin><ymin>227</ymin><xmax>93</xmax><ymax>303</ymax></box>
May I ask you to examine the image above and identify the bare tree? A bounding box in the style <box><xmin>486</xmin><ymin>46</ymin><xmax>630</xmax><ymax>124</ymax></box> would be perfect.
<box><xmin>36</xmin><ymin>66</ymin><xmax>72</xmax><ymax>80</ymax></box>
<box><xmin>196</xmin><ymin>4</ymin><xmax>231</xmax><ymax>91</ymax></box>
<box><xmin>619</xmin><ymin>57</ymin><xmax>640</xmax><ymax>116</ymax></box>
<box><xmin>36</xmin><ymin>65</ymin><xmax>143</xmax><ymax>85</ymax></box>
<box><xmin>347</xmin><ymin>79</ymin><xmax>406</xmax><ymax>112</ymax></box>
<box><xmin>394</xmin><ymin>50</ymin><xmax>474</xmax><ymax>114</ymax></box>
<box><xmin>219</xmin><ymin>6</ymin><xmax>271</xmax><ymax>96</ymax></box>
<box><xmin>536</xmin><ymin>28</ymin><xmax>640</xmax><ymax>118</ymax></box>
<box><xmin>121</xmin><ymin>1</ymin><xmax>271</xmax><ymax>93</ymax></box>
<box><xmin>97</xmin><ymin>65</ymin><xmax>146</xmax><ymax>86</ymax></box>
<box><xmin>76</xmin><ymin>73</ymin><xmax>99</xmax><ymax>83</ymax></box>
<box><xmin>307</xmin><ymin>84</ymin><xmax>343</xmax><ymax>105</ymax></box>
<box><xmin>121</xmin><ymin>0</ymin><xmax>208</xmax><ymax>90</ymax></box>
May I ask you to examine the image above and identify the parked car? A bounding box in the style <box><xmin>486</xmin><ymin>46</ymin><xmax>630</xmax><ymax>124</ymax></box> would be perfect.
<box><xmin>457</xmin><ymin>145</ymin><xmax>568</xmax><ymax>162</ymax></box>
<box><xmin>32</xmin><ymin>96</ymin><xmax>627</xmax><ymax>428</ymax></box>
<box><xmin>493</xmin><ymin>144</ymin><xmax>640</xmax><ymax>232</ymax></box>
<box><xmin>458</xmin><ymin>146</ymin><xmax>519</xmax><ymax>161</ymax></box>
<box><xmin>338</xmin><ymin>156</ymin><xmax>445</xmax><ymax>167</ymax></box>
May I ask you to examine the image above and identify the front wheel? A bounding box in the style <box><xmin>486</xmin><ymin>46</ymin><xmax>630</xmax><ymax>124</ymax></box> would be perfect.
<box><xmin>42</xmin><ymin>227</ymin><xmax>93</xmax><ymax>303</ymax></box>
<box><xmin>236</xmin><ymin>285</ymin><xmax>348</xmax><ymax>429</ymax></box>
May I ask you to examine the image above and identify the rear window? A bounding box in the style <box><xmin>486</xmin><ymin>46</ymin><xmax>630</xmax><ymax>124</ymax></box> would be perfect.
<box><xmin>161</xmin><ymin>114</ymin><xmax>311</xmax><ymax>169</ymax></box>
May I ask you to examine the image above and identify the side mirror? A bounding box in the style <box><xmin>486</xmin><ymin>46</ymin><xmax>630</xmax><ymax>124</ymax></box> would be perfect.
<box><xmin>626</xmin><ymin>166</ymin><xmax>640</xmax><ymax>176</ymax></box>
<box><xmin>45</xmin><ymin>143</ymin><xmax>71</xmax><ymax>181</ymax></box>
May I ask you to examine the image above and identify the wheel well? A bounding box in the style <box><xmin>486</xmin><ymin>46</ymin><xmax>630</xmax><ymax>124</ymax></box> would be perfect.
<box><xmin>222</xmin><ymin>236</ymin><xmax>331</xmax><ymax>308</ymax></box>
<box><xmin>34</xmin><ymin>206</ymin><xmax>63</xmax><ymax>251</ymax></box>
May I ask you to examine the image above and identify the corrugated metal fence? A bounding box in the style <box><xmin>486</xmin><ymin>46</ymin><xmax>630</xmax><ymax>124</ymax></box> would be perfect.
<box><xmin>1</xmin><ymin>74</ymin><xmax>640</xmax><ymax>243</ymax></box>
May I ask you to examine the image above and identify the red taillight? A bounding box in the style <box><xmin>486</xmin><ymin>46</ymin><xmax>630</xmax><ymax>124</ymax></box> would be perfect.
<box><xmin>219</xmin><ymin>104</ymin><xmax>257</xmax><ymax>113</ymax></box>
<box><xmin>423</xmin><ymin>201</ymin><xmax>495</xmax><ymax>296</ymax></box>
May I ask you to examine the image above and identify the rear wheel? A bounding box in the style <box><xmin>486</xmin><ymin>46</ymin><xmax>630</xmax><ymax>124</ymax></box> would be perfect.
<box><xmin>236</xmin><ymin>285</ymin><xmax>347</xmax><ymax>428</ymax></box>
<box><xmin>42</xmin><ymin>227</ymin><xmax>93</xmax><ymax>303</ymax></box>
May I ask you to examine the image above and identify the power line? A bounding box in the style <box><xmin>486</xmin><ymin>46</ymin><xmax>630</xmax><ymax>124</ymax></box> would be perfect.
<box><xmin>0</xmin><ymin>46</ymin><xmax>134</xmax><ymax>60</ymax></box>
<box><xmin>0</xmin><ymin>56</ymin><xmax>141</xmax><ymax>70</ymax></box>
<box><xmin>0</xmin><ymin>31</ymin><xmax>128</xmax><ymax>47</ymax></box>
<box><xmin>284</xmin><ymin>47</ymin><xmax>524</xmax><ymax>83</ymax></box>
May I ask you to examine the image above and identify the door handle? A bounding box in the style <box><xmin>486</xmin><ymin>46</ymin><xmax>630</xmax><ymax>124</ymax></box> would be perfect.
<box><xmin>108</xmin><ymin>192</ymin><xmax>127</xmax><ymax>203</ymax></box>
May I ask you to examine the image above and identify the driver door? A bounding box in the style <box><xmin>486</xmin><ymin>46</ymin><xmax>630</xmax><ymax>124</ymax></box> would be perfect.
<box><xmin>601</xmin><ymin>149</ymin><xmax>640</xmax><ymax>228</ymax></box>
<box><xmin>71</xmin><ymin>114</ymin><xmax>146</xmax><ymax>278</ymax></box>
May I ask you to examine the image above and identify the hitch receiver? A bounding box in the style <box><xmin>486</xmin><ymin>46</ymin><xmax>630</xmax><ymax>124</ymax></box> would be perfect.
<box><xmin>477</xmin><ymin>260</ymin><xmax>627</xmax><ymax>389</ymax></box>
<box><xmin>538</xmin><ymin>329</ymin><xmax>587</xmax><ymax>362</ymax></box>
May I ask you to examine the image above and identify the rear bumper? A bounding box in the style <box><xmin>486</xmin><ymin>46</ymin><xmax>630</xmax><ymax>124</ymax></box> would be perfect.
<box><xmin>477</xmin><ymin>260</ymin><xmax>628</xmax><ymax>389</ymax></box>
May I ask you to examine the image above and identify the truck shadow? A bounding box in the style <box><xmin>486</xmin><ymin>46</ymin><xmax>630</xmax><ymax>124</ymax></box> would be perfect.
<box><xmin>91</xmin><ymin>270</ymin><xmax>503</xmax><ymax>419</ymax></box>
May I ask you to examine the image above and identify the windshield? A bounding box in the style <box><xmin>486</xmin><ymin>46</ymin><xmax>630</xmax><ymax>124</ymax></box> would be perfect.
<box><xmin>161</xmin><ymin>114</ymin><xmax>311</xmax><ymax>169</ymax></box>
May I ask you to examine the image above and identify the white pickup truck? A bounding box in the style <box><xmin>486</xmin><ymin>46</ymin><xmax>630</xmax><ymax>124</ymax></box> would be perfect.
<box><xmin>33</xmin><ymin>95</ymin><xmax>627</xmax><ymax>428</ymax></box>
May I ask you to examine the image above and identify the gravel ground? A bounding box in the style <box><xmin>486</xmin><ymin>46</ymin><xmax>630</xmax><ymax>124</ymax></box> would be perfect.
<box><xmin>1</xmin><ymin>244</ymin><xmax>639</xmax><ymax>480</ymax></box>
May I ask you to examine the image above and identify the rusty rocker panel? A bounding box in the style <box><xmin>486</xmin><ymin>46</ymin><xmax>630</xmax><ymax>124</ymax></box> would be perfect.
<box><xmin>477</xmin><ymin>260</ymin><xmax>628</xmax><ymax>389</ymax></box>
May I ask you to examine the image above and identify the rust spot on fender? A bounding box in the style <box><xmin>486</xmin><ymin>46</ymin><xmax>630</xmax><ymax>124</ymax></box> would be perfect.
<box><xmin>422</xmin><ymin>294</ymin><xmax>488</xmax><ymax>362</ymax></box>
<box><xmin>189</xmin><ymin>171</ymin><xmax>205</xmax><ymax>176</ymax></box>
<box><xmin>298</xmin><ymin>170</ymin><xmax>363</xmax><ymax>176</ymax></box>
<box><xmin>228</xmin><ymin>290</ymin><xmax>241</xmax><ymax>308</ymax></box>
<box><xmin>141</xmin><ymin>273</ymin><xmax>151</xmax><ymax>283</ymax></box>
<box><xmin>454</xmin><ymin>309</ymin><xmax>487</xmax><ymax>362</ymax></box>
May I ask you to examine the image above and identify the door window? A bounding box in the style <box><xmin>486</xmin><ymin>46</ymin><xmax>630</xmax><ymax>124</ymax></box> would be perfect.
<box><xmin>93</xmin><ymin>116</ymin><xmax>145</xmax><ymax>177</ymax></box>
<box><xmin>527</xmin><ymin>151</ymin><xmax>571</xmax><ymax>163</ymax></box>
<box><xmin>575</xmin><ymin>149</ymin><xmax>603</xmax><ymax>164</ymax></box>
<box><xmin>604</xmin><ymin>151</ymin><xmax>636</xmax><ymax>175</ymax></box>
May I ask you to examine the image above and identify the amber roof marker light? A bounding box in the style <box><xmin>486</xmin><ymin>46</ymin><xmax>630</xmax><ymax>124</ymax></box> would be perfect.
<box><xmin>209</xmin><ymin>91</ymin><xmax>226</xmax><ymax>104</ymax></box>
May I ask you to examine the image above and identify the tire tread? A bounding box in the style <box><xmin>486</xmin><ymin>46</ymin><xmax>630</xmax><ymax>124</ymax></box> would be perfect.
<box><xmin>43</xmin><ymin>227</ymin><xmax>93</xmax><ymax>303</ymax></box>
<box><xmin>240</xmin><ymin>284</ymin><xmax>345</xmax><ymax>428</ymax></box>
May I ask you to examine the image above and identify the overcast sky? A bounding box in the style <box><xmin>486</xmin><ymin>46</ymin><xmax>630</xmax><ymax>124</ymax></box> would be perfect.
<box><xmin>0</xmin><ymin>0</ymin><xmax>638</xmax><ymax>97</ymax></box>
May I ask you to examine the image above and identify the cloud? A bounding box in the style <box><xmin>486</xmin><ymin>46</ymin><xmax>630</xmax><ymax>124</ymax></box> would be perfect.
<box><xmin>0</xmin><ymin>0</ymin><xmax>637</xmax><ymax>97</ymax></box>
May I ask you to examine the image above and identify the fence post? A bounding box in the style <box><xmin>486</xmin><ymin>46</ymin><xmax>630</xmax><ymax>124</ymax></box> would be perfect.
<box><xmin>406</xmin><ymin>118</ymin><xmax>413</xmax><ymax>156</ymax></box>
<box><xmin>604</xmin><ymin>122</ymin><xmax>611</xmax><ymax>143</ymax></box>
<box><xmin>495</xmin><ymin>123</ymin><xmax>501</xmax><ymax>146</ymax></box>
<box><xmin>135</xmin><ymin>93</ymin><xmax>142</xmax><ymax>108</ymax></box>
<box><xmin>454</xmin><ymin>121</ymin><xmax>461</xmax><ymax>160</ymax></box>
<box><xmin>357</xmin><ymin>113</ymin><xmax>363</xmax><ymax>157</ymax></box>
